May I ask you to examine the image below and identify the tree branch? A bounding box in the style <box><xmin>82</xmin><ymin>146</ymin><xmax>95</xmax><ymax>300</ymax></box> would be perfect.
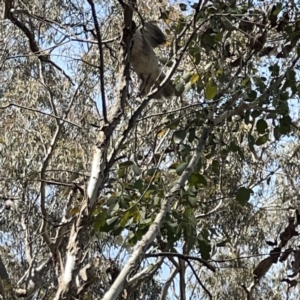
<box><xmin>145</xmin><ymin>252</ymin><xmax>215</xmax><ymax>272</ymax></box>
<box><xmin>102</xmin><ymin>125</ymin><xmax>212</xmax><ymax>300</ymax></box>
<box><xmin>87</xmin><ymin>0</ymin><xmax>108</xmax><ymax>123</ymax></box>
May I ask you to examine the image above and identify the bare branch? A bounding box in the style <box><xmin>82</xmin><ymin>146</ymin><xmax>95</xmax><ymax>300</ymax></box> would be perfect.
<box><xmin>145</xmin><ymin>252</ymin><xmax>216</xmax><ymax>272</ymax></box>
<box><xmin>0</xmin><ymin>103</ymin><xmax>81</xmax><ymax>128</ymax></box>
<box><xmin>159</xmin><ymin>267</ymin><xmax>179</xmax><ymax>300</ymax></box>
<box><xmin>87</xmin><ymin>0</ymin><xmax>108</xmax><ymax>123</ymax></box>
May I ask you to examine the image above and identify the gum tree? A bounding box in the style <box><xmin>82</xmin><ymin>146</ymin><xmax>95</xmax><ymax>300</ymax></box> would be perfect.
<box><xmin>1</xmin><ymin>0</ymin><xmax>300</xmax><ymax>299</ymax></box>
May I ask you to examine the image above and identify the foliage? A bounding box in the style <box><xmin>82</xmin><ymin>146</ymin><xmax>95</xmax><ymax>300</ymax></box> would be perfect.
<box><xmin>1</xmin><ymin>0</ymin><xmax>300</xmax><ymax>299</ymax></box>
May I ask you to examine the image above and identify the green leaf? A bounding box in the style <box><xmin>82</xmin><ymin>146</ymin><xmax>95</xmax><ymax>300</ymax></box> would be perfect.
<box><xmin>211</xmin><ymin>160</ymin><xmax>220</xmax><ymax>176</ymax></box>
<box><xmin>119</xmin><ymin>161</ymin><xmax>133</xmax><ymax>167</ymax></box>
<box><xmin>236</xmin><ymin>187</ymin><xmax>252</xmax><ymax>206</ymax></box>
<box><xmin>107</xmin><ymin>216</ymin><xmax>119</xmax><ymax>225</ymax></box>
<box><xmin>253</xmin><ymin>76</ymin><xmax>266</xmax><ymax>92</ymax></box>
<box><xmin>237</xmin><ymin>147</ymin><xmax>244</xmax><ymax>160</ymax></box>
<box><xmin>119</xmin><ymin>210</ymin><xmax>135</xmax><ymax>227</ymax></box>
<box><xmin>169</xmin><ymin>162</ymin><xmax>179</xmax><ymax>169</ymax></box>
<box><xmin>198</xmin><ymin>238</ymin><xmax>211</xmax><ymax>260</ymax></box>
<box><xmin>132</xmin><ymin>164</ymin><xmax>141</xmax><ymax>176</ymax></box>
<box><xmin>273</xmin><ymin>2</ymin><xmax>282</xmax><ymax>15</ymax></box>
<box><xmin>251</xmin><ymin>110</ymin><xmax>261</xmax><ymax>118</ymax></box>
<box><xmin>94</xmin><ymin>210</ymin><xmax>108</xmax><ymax>230</ymax></box>
<box><xmin>112</xmin><ymin>225</ymin><xmax>123</xmax><ymax>237</ymax></box>
<box><xmin>279</xmin><ymin>116</ymin><xmax>291</xmax><ymax>134</ymax></box>
<box><xmin>297</xmin><ymin>44</ymin><xmax>300</xmax><ymax>56</ymax></box>
<box><xmin>173</xmin><ymin>130</ymin><xmax>186</xmax><ymax>144</ymax></box>
<box><xmin>241</xmin><ymin>76</ymin><xmax>251</xmax><ymax>88</ymax></box>
<box><xmin>191</xmin><ymin>74</ymin><xmax>199</xmax><ymax>84</ymax></box>
<box><xmin>188</xmin><ymin>128</ymin><xmax>196</xmax><ymax>142</ymax></box>
<box><xmin>176</xmin><ymin>18</ymin><xmax>186</xmax><ymax>34</ymax></box>
<box><xmin>106</xmin><ymin>197</ymin><xmax>118</xmax><ymax>207</ymax></box>
<box><xmin>216</xmin><ymin>240</ymin><xmax>228</xmax><ymax>247</ymax></box>
<box><xmin>245</xmin><ymin>110</ymin><xmax>250</xmax><ymax>124</ymax></box>
<box><xmin>172</xmin><ymin>210</ymin><xmax>183</xmax><ymax>220</ymax></box>
<box><xmin>159</xmin><ymin>57</ymin><xmax>173</xmax><ymax>67</ymax></box>
<box><xmin>175</xmin><ymin>82</ymin><xmax>185</xmax><ymax>96</ymax></box>
<box><xmin>176</xmin><ymin>162</ymin><xmax>188</xmax><ymax>174</ymax></box>
<box><xmin>255</xmin><ymin>134</ymin><xmax>269</xmax><ymax>145</ymax></box>
<box><xmin>133</xmin><ymin>179</ymin><xmax>143</xmax><ymax>190</ymax></box>
<box><xmin>239</xmin><ymin>133</ymin><xmax>244</xmax><ymax>144</ymax></box>
<box><xmin>202</xmin><ymin>33</ymin><xmax>215</xmax><ymax>48</ymax></box>
<box><xmin>167</xmin><ymin>119</ymin><xmax>180</xmax><ymax>130</ymax></box>
<box><xmin>229</xmin><ymin>141</ymin><xmax>239</xmax><ymax>152</ymax></box>
<box><xmin>179</xmin><ymin>143</ymin><xmax>191</xmax><ymax>157</ymax></box>
<box><xmin>186</xmin><ymin>227</ymin><xmax>197</xmax><ymax>252</ymax></box>
<box><xmin>221</xmin><ymin>19</ymin><xmax>235</xmax><ymax>31</ymax></box>
<box><xmin>276</xmin><ymin>101</ymin><xmax>289</xmax><ymax>115</ymax></box>
<box><xmin>248</xmin><ymin>134</ymin><xmax>255</xmax><ymax>151</ymax></box>
<box><xmin>183</xmin><ymin>206</ymin><xmax>192</xmax><ymax>218</ymax></box>
<box><xmin>205</xmin><ymin>78</ymin><xmax>218</xmax><ymax>100</ymax></box>
<box><xmin>245</xmin><ymin>90</ymin><xmax>257</xmax><ymax>102</ymax></box>
<box><xmin>256</xmin><ymin>119</ymin><xmax>268</xmax><ymax>134</ymax></box>
<box><xmin>192</xmin><ymin>52</ymin><xmax>201</xmax><ymax>65</ymax></box>
<box><xmin>279</xmin><ymin>91</ymin><xmax>289</xmax><ymax>101</ymax></box>
<box><xmin>187</xmin><ymin>196</ymin><xmax>197</xmax><ymax>207</ymax></box>
<box><xmin>273</xmin><ymin>125</ymin><xmax>281</xmax><ymax>140</ymax></box>
<box><xmin>286</xmin><ymin>68</ymin><xmax>296</xmax><ymax>83</ymax></box>
<box><xmin>214</xmin><ymin>31</ymin><xmax>223</xmax><ymax>42</ymax></box>
<box><xmin>179</xmin><ymin>3</ymin><xmax>187</xmax><ymax>11</ymax></box>
<box><xmin>109</xmin><ymin>203</ymin><xmax>120</xmax><ymax>215</ymax></box>
<box><xmin>184</xmin><ymin>82</ymin><xmax>193</xmax><ymax>92</ymax></box>
<box><xmin>189</xmin><ymin>173</ymin><xmax>207</xmax><ymax>186</ymax></box>
<box><xmin>182</xmin><ymin>71</ymin><xmax>192</xmax><ymax>82</ymax></box>
<box><xmin>117</xmin><ymin>167</ymin><xmax>126</xmax><ymax>178</ymax></box>
<box><xmin>147</xmin><ymin>168</ymin><xmax>157</xmax><ymax>176</ymax></box>
<box><xmin>216</xmin><ymin>69</ymin><xmax>223</xmax><ymax>78</ymax></box>
<box><xmin>269</xmin><ymin>64</ymin><xmax>280</xmax><ymax>77</ymax></box>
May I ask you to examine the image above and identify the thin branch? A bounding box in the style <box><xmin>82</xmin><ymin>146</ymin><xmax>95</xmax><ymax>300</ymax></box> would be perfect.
<box><xmin>38</xmin><ymin>67</ymin><xmax>62</xmax><ymax>254</ymax></box>
<box><xmin>137</xmin><ymin>101</ymin><xmax>212</xmax><ymax>122</ymax></box>
<box><xmin>127</xmin><ymin>257</ymin><xmax>164</xmax><ymax>289</ymax></box>
<box><xmin>179</xmin><ymin>257</ymin><xmax>186</xmax><ymax>300</ymax></box>
<box><xmin>147</xmin><ymin>252</ymin><xmax>213</xmax><ymax>299</ymax></box>
<box><xmin>87</xmin><ymin>0</ymin><xmax>108</xmax><ymax>123</ymax></box>
<box><xmin>185</xmin><ymin>259</ymin><xmax>212</xmax><ymax>299</ymax></box>
<box><xmin>0</xmin><ymin>103</ymin><xmax>81</xmax><ymax>128</ymax></box>
<box><xmin>21</xmin><ymin>215</ymin><xmax>32</xmax><ymax>263</ymax></box>
<box><xmin>4</xmin><ymin>3</ymin><xmax>74</xmax><ymax>85</ymax></box>
<box><xmin>159</xmin><ymin>267</ymin><xmax>179</xmax><ymax>300</ymax></box>
<box><xmin>145</xmin><ymin>252</ymin><xmax>215</xmax><ymax>272</ymax></box>
<box><xmin>195</xmin><ymin>198</ymin><xmax>223</xmax><ymax>218</ymax></box>
<box><xmin>71</xmin><ymin>36</ymin><xmax>119</xmax><ymax>44</ymax></box>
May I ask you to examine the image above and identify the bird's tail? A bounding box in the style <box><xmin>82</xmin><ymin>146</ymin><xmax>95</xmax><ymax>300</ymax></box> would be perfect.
<box><xmin>143</xmin><ymin>73</ymin><xmax>175</xmax><ymax>99</ymax></box>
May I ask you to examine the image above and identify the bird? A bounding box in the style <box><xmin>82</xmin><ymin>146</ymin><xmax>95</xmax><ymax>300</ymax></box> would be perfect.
<box><xmin>130</xmin><ymin>21</ymin><xmax>175</xmax><ymax>99</ymax></box>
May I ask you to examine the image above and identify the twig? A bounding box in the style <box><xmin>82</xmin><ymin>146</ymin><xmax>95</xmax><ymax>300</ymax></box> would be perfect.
<box><xmin>145</xmin><ymin>252</ymin><xmax>215</xmax><ymax>272</ymax></box>
<box><xmin>87</xmin><ymin>0</ymin><xmax>108</xmax><ymax>123</ymax></box>
<box><xmin>186</xmin><ymin>259</ymin><xmax>212</xmax><ymax>299</ymax></box>
<box><xmin>0</xmin><ymin>103</ymin><xmax>81</xmax><ymax>128</ymax></box>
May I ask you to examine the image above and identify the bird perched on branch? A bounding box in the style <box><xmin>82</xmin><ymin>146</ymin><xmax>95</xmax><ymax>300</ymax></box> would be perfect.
<box><xmin>130</xmin><ymin>21</ymin><xmax>175</xmax><ymax>99</ymax></box>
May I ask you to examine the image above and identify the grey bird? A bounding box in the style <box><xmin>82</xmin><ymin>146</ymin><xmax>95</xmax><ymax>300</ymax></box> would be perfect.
<box><xmin>130</xmin><ymin>21</ymin><xmax>175</xmax><ymax>99</ymax></box>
